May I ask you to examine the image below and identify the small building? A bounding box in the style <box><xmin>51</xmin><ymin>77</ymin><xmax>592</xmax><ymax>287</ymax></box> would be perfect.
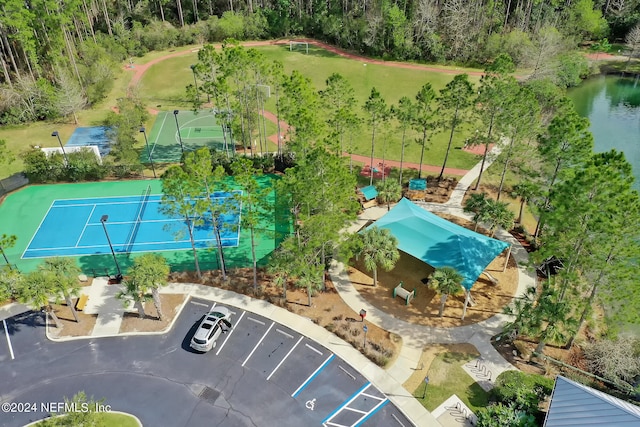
<box><xmin>544</xmin><ymin>376</ymin><xmax>640</xmax><ymax>426</ymax></box>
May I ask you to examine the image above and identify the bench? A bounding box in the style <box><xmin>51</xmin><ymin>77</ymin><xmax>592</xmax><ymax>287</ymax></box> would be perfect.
<box><xmin>75</xmin><ymin>294</ymin><xmax>89</xmax><ymax>311</ymax></box>
<box><xmin>392</xmin><ymin>282</ymin><xmax>415</xmax><ymax>305</ymax></box>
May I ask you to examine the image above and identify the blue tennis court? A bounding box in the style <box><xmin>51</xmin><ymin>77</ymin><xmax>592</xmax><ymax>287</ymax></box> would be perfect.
<box><xmin>22</xmin><ymin>190</ymin><xmax>241</xmax><ymax>259</ymax></box>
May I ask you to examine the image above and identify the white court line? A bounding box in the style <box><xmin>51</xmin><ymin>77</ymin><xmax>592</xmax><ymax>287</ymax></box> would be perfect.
<box><xmin>242</xmin><ymin>321</ymin><xmax>274</xmax><ymax>367</ymax></box>
<box><xmin>149</xmin><ymin>112</ymin><xmax>169</xmax><ymax>157</ymax></box>
<box><xmin>216</xmin><ymin>311</ymin><xmax>245</xmax><ymax>355</ymax></box>
<box><xmin>2</xmin><ymin>320</ymin><xmax>15</xmax><ymax>360</ymax></box>
<box><xmin>266</xmin><ymin>336</ymin><xmax>303</xmax><ymax>381</ymax></box>
<box><xmin>305</xmin><ymin>343</ymin><xmax>322</xmax><ymax>355</ymax></box>
<box><xmin>21</xmin><ymin>202</ymin><xmax>55</xmax><ymax>259</ymax></box>
<box><xmin>26</xmin><ymin>229</ymin><xmax>241</xmax><ymax>252</ymax></box>
<box><xmin>75</xmin><ymin>204</ymin><xmax>96</xmax><ymax>247</ymax></box>
<box><xmin>22</xmin><ymin>238</ymin><xmax>242</xmax><ymax>259</ymax></box>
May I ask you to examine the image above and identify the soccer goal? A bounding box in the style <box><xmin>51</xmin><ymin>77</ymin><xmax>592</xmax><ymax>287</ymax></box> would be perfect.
<box><xmin>289</xmin><ymin>41</ymin><xmax>309</xmax><ymax>54</ymax></box>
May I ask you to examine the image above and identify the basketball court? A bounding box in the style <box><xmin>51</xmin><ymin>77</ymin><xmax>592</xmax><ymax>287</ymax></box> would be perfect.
<box><xmin>143</xmin><ymin>110</ymin><xmax>231</xmax><ymax>163</ymax></box>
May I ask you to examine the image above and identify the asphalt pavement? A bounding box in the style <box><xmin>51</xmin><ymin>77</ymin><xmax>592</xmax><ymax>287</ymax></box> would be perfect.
<box><xmin>0</xmin><ymin>298</ymin><xmax>413</xmax><ymax>427</ymax></box>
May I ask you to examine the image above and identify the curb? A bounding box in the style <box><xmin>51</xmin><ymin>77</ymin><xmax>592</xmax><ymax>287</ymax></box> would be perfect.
<box><xmin>45</xmin><ymin>293</ymin><xmax>192</xmax><ymax>342</ymax></box>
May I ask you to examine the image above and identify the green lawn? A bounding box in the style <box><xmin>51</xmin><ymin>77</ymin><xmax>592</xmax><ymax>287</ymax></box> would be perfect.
<box><xmin>1</xmin><ymin>41</ymin><xmax>486</xmax><ymax>180</ymax></box>
<box><xmin>413</xmin><ymin>352</ymin><xmax>490</xmax><ymax>414</ymax></box>
<box><xmin>34</xmin><ymin>411</ymin><xmax>139</xmax><ymax>426</ymax></box>
<box><xmin>139</xmin><ymin>44</ymin><xmax>482</xmax><ymax>170</ymax></box>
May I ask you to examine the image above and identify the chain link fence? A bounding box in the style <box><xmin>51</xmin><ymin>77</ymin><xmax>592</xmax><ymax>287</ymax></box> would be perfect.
<box><xmin>0</xmin><ymin>173</ymin><xmax>28</xmax><ymax>197</ymax></box>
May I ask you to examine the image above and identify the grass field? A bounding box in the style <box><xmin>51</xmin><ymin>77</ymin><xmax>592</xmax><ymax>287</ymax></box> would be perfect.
<box><xmin>140</xmin><ymin>44</ymin><xmax>483</xmax><ymax>170</ymax></box>
<box><xmin>0</xmin><ymin>41</ymin><xmax>485</xmax><ymax>180</ymax></box>
<box><xmin>34</xmin><ymin>412</ymin><xmax>140</xmax><ymax>426</ymax></box>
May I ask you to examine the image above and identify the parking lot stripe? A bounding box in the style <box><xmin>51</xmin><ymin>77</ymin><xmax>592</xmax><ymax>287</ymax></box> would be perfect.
<box><xmin>338</xmin><ymin>365</ymin><xmax>356</xmax><ymax>380</ymax></box>
<box><xmin>216</xmin><ymin>311</ymin><xmax>245</xmax><ymax>356</ymax></box>
<box><xmin>361</xmin><ymin>392</ymin><xmax>385</xmax><ymax>401</ymax></box>
<box><xmin>391</xmin><ymin>413</ymin><xmax>408</xmax><ymax>426</ymax></box>
<box><xmin>353</xmin><ymin>399</ymin><xmax>389</xmax><ymax>427</ymax></box>
<box><xmin>305</xmin><ymin>343</ymin><xmax>322</xmax><ymax>355</ymax></box>
<box><xmin>321</xmin><ymin>383</ymin><xmax>373</xmax><ymax>426</ymax></box>
<box><xmin>2</xmin><ymin>319</ymin><xmax>14</xmax><ymax>360</ymax></box>
<box><xmin>247</xmin><ymin>316</ymin><xmax>265</xmax><ymax>325</ymax></box>
<box><xmin>291</xmin><ymin>354</ymin><xmax>335</xmax><ymax>398</ymax></box>
<box><xmin>276</xmin><ymin>328</ymin><xmax>293</xmax><ymax>339</ymax></box>
<box><xmin>344</xmin><ymin>407</ymin><xmax>367</xmax><ymax>414</ymax></box>
<box><xmin>189</xmin><ymin>301</ymin><xmax>208</xmax><ymax>307</ymax></box>
<box><xmin>266</xmin><ymin>335</ymin><xmax>303</xmax><ymax>381</ymax></box>
<box><xmin>242</xmin><ymin>321</ymin><xmax>274</xmax><ymax>367</ymax></box>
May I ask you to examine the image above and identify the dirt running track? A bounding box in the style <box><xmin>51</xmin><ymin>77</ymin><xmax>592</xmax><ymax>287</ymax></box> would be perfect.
<box><xmin>127</xmin><ymin>39</ymin><xmax>478</xmax><ymax>175</ymax></box>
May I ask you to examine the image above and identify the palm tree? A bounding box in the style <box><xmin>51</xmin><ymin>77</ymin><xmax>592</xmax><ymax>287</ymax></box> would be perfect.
<box><xmin>486</xmin><ymin>200</ymin><xmax>516</xmax><ymax>237</ymax></box>
<box><xmin>356</xmin><ymin>227</ymin><xmax>400</xmax><ymax>287</ymax></box>
<box><xmin>41</xmin><ymin>257</ymin><xmax>81</xmax><ymax>322</ymax></box>
<box><xmin>512</xmin><ymin>181</ymin><xmax>539</xmax><ymax>225</ymax></box>
<box><xmin>127</xmin><ymin>254</ymin><xmax>169</xmax><ymax>320</ymax></box>
<box><xmin>376</xmin><ymin>180</ymin><xmax>402</xmax><ymax>211</ymax></box>
<box><xmin>116</xmin><ymin>279</ymin><xmax>152</xmax><ymax>319</ymax></box>
<box><xmin>463</xmin><ymin>192</ymin><xmax>492</xmax><ymax>231</ymax></box>
<box><xmin>430</xmin><ymin>266</ymin><xmax>464</xmax><ymax>317</ymax></box>
<box><xmin>0</xmin><ymin>265</ymin><xmax>21</xmax><ymax>302</ymax></box>
<box><xmin>17</xmin><ymin>270</ymin><xmax>62</xmax><ymax>328</ymax></box>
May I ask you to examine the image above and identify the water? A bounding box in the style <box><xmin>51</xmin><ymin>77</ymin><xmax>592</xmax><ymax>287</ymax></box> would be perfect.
<box><xmin>568</xmin><ymin>74</ymin><xmax>640</xmax><ymax>190</ymax></box>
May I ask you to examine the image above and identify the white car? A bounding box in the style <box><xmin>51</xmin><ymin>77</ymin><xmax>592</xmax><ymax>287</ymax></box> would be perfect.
<box><xmin>190</xmin><ymin>307</ymin><xmax>232</xmax><ymax>352</ymax></box>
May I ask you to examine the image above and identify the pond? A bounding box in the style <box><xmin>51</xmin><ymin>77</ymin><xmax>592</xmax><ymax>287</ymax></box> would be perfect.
<box><xmin>568</xmin><ymin>74</ymin><xmax>640</xmax><ymax>190</ymax></box>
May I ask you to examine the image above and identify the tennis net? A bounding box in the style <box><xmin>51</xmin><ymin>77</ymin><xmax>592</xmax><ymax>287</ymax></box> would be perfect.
<box><xmin>126</xmin><ymin>184</ymin><xmax>152</xmax><ymax>254</ymax></box>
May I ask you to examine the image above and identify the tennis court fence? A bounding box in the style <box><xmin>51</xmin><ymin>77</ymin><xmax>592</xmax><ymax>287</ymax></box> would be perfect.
<box><xmin>126</xmin><ymin>184</ymin><xmax>152</xmax><ymax>254</ymax></box>
<box><xmin>0</xmin><ymin>173</ymin><xmax>28</xmax><ymax>197</ymax></box>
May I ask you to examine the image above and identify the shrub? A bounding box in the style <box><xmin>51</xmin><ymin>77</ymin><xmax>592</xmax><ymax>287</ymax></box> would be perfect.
<box><xmin>476</xmin><ymin>403</ymin><xmax>537</xmax><ymax>427</ymax></box>
<box><xmin>493</xmin><ymin>370</ymin><xmax>554</xmax><ymax>414</ymax></box>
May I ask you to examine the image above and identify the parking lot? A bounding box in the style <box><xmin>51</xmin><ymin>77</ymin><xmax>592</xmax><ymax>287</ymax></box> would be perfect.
<box><xmin>0</xmin><ymin>298</ymin><xmax>413</xmax><ymax>427</ymax></box>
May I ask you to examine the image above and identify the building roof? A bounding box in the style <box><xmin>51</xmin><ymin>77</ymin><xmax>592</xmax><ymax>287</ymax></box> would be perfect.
<box><xmin>367</xmin><ymin>198</ymin><xmax>509</xmax><ymax>289</ymax></box>
<box><xmin>544</xmin><ymin>376</ymin><xmax>640</xmax><ymax>427</ymax></box>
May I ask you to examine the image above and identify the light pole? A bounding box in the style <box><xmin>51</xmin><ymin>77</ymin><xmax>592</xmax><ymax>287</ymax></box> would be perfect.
<box><xmin>139</xmin><ymin>127</ymin><xmax>157</xmax><ymax>178</ymax></box>
<box><xmin>422</xmin><ymin>376</ymin><xmax>430</xmax><ymax>399</ymax></box>
<box><xmin>173</xmin><ymin>110</ymin><xmax>185</xmax><ymax>157</ymax></box>
<box><xmin>51</xmin><ymin>131</ymin><xmax>69</xmax><ymax>164</ymax></box>
<box><xmin>363</xmin><ymin>324</ymin><xmax>368</xmax><ymax>350</ymax></box>
<box><xmin>100</xmin><ymin>215</ymin><xmax>122</xmax><ymax>281</ymax></box>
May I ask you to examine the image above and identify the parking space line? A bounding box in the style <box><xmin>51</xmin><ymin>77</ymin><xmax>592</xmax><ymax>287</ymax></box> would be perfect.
<box><xmin>353</xmin><ymin>399</ymin><xmax>389</xmax><ymax>427</ymax></box>
<box><xmin>344</xmin><ymin>407</ymin><xmax>367</xmax><ymax>414</ymax></box>
<box><xmin>338</xmin><ymin>365</ymin><xmax>356</xmax><ymax>380</ymax></box>
<box><xmin>305</xmin><ymin>343</ymin><xmax>322</xmax><ymax>355</ymax></box>
<box><xmin>242</xmin><ymin>321</ymin><xmax>274</xmax><ymax>367</ymax></box>
<box><xmin>247</xmin><ymin>316</ymin><xmax>265</xmax><ymax>325</ymax></box>
<box><xmin>190</xmin><ymin>301</ymin><xmax>208</xmax><ymax>307</ymax></box>
<box><xmin>276</xmin><ymin>328</ymin><xmax>293</xmax><ymax>339</ymax></box>
<box><xmin>209</xmin><ymin>303</ymin><xmax>216</xmax><ymax>311</ymax></box>
<box><xmin>2</xmin><ymin>319</ymin><xmax>14</xmax><ymax>360</ymax></box>
<box><xmin>323</xmin><ymin>382</ymin><xmax>390</xmax><ymax>427</ymax></box>
<box><xmin>291</xmin><ymin>354</ymin><xmax>335</xmax><ymax>398</ymax></box>
<box><xmin>391</xmin><ymin>413</ymin><xmax>407</xmax><ymax>426</ymax></box>
<box><xmin>216</xmin><ymin>311</ymin><xmax>245</xmax><ymax>356</ymax></box>
<box><xmin>266</xmin><ymin>336</ymin><xmax>303</xmax><ymax>381</ymax></box>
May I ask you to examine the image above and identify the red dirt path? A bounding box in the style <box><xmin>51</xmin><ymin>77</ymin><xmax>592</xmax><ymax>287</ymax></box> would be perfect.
<box><xmin>127</xmin><ymin>39</ymin><xmax>477</xmax><ymax>176</ymax></box>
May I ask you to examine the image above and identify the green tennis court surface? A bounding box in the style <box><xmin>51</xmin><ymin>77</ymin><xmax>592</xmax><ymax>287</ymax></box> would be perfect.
<box><xmin>0</xmin><ymin>178</ymin><xmax>289</xmax><ymax>275</ymax></box>
<box><xmin>143</xmin><ymin>110</ymin><xmax>232</xmax><ymax>163</ymax></box>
